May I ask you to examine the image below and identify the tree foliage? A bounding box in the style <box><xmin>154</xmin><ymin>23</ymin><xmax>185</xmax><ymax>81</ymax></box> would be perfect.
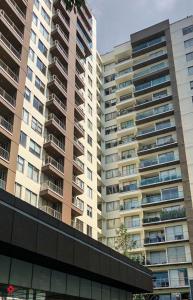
<box><xmin>64</xmin><ymin>0</ymin><xmax>85</xmax><ymax>11</ymax></box>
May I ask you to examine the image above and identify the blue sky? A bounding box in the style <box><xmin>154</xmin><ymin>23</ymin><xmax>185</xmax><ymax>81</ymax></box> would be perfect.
<box><xmin>87</xmin><ymin>0</ymin><xmax>193</xmax><ymax>54</ymax></box>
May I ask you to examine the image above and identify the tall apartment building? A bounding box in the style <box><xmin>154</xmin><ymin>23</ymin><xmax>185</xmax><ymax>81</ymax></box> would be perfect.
<box><xmin>0</xmin><ymin>0</ymin><xmax>100</xmax><ymax>237</ymax></box>
<box><xmin>100</xmin><ymin>16</ymin><xmax>193</xmax><ymax>300</ymax></box>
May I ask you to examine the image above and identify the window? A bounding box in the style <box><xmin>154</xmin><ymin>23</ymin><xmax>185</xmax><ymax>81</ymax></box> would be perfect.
<box><xmin>31</xmin><ymin>117</ymin><xmax>43</xmax><ymax>135</ymax></box>
<box><xmin>34</xmin><ymin>0</ymin><xmax>39</xmax><ymax>9</ymax></box>
<box><xmin>87</xmin><ymin>225</ymin><xmax>92</xmax><ymax>237</ymax></box>
<box><xmin>87</xmin><ymin>168</ymin><xmax>92</xmax><ymax>181</ymax></box>
<box><xmin>29</xmin><ymin>139</ymin><xmax>41</xmax><ymax>158</ymax></box>
<box><xmin>105</xmin><ymin>153</ymin><xmax>118</xmax><ymax>164</ymax></box>
<box><xmin>106</xmin><ymin>184</ymin><xmax>119</xmax><ymax>195</ymax></box>
<box><xmin>105</xmin><ymin>111</ymin><xmax>117</xmax><ymax>121</ymax></box>
<box><xmin>33</xmin><ymin>96</ymin><xmax>44</xmax><ymax>114</ymax></box>
<box><xmin>167</xmin><ymin>246</ymin><xmax>186</xmax><ymax>263</ymax></box>
<box><xmin>17</xmin><ymin>156</ymin><xmax>25</xmax><ymax>173</ymax></box>
<box><xmin>87</xmin><ymin>151</ymin><xmax>92</xmax><ymax>163</ymax></box>
<box><xmin>88</xmin><ymin>62</ymin><xmax>92</xmax><ymax>73</ymax></box>
<box><xmin>105</xmin><ymin>98</ymin><xmax>116</xmax><ymax>108</ymax></box>
<box><xmin>24</xmin><ymin>87</ymin><xmax>31</xmax><ymax>102</ymax></box>
<box><xmin>32</xmin><ymin>13</ymin><xmax>38</xmax><ymax>26</ymax></box>
<box><xmin>186</xmin><ymin>52</ymin><xmax>193</xmax><ymax>62</ymax></box>
<box><xmin>184</xmin><ymin>38</ymin><xmax>193</xmax><ymax>48</ymax></box>
<box><xmin>104</xmin><ymin>86</ymin><xmax>116</xmax><ymax>96</ymax></box>
<box><xmin>38</xmin><ymin>39</ymin><xmax>48</xmax><ymax>57</ymax></box>
<box><xmin>125</xmin><ymin>215</ymin><xmax>140</xmax><ymax>228</ymax></box>
<box><xmin>88</xmin><ymin>104</ymin><xmax>92</xmax><ymax>116</ymax></box>
<box><xmin>106</xmin><ymin>201</ymin><xmax>120</xmax><ymax>212</ymax></box>
<box><xmin>41</xmin><ymin>7</ymin><xmax>50</xmax><ymax>24</ymax></box>
<box><xmin>20</xmin><ymin>131</ymin><xmax>27</xmax><ymax>147</ymax></box>
<box><xmin>40</xmin><ymin>23</ymin><xmax>49</xmax><ymax>41</ymax></box>
<box><xmin>190</xmin><ymin>81</ymin><xmax>193</xmax><ymax>90</ymax></box>
<box><xmin>36</xmin><ymin>57</ymin><xmax>46</xmax><ymax>75</ymax></box>
<box><xmin>15</xmin><ymin>183</ymin><xmax>22</xmax><ymax>198</ymax></box>
<box><xmin>25</xmin><ymin>189</ymin><xmax>37</xmax><ymax>206</ymax></box>
<box><xmin>22</xmin><ymin>109</ymin><xmax>29</xmax><ymax>124</ymax></box>
<box><xmin>183</xmin><ymin>25</ymin><xmax>193</xmax><ymax>35</ymax></box>
<box><xmin>123</xmin><ymin>198</ymin><xmax>140</xmax><ymax>210</ymax></box>
<box><xmin>35</xmin><ymin>76</ymin><xmax>45</xmax><ymax>94</ymax></box>
<box><xmin>29</xmin><ymin>48</ymin><xmax>35</xmax><ymax>61</ymax></box>
<box><xmin>106</xmin><ymin>168</ymin><xmax>119</xmax><ymax>179</ymax></box>
<box><xmin>107</xmin><ymin>218</ymin><xmax>120</xmax><ymax>229</ymax></box>
<box><xmin>27</xmin><ymin>163</ymin><xmax>39</xmax><ymax>182</ymax></box>
<box><xmin>122</xmin><ymin>164</ymin><xmax>136</xmax><ymax>176</ymax></box>
<box><xmin>88</xmin><ymin>89</ymin><xmax>92</xmax><ymax>100</ymax></box>
<box><xmin>44</xmin><ymin>0</ymin><xmax>52</xmax><ymax>9</ymax></box>
<box><xmin>88</xmin><ymin>75</ymin><xmax>92</xmax><ymax>86</ymax></box>
<box><xmin>105</xmin><ymin>139</ymin><xmax>117</xmax><ymax>149</ymax></box>
<box><xmin>27</xmin><ymin>67</ymin><xmax>33</xmax><ymax>81</ymax></box>
<box><xmin>121</xmin><ymin>149</ymin><xmax>136</xmax><ymax>160</ymax></box>
<box><xmin>87</xmin><ymin>119</ymin><xmax>93</xmax><ymax>131</ymax></box>
<box><xmin>105</xmin><ymin>125</ymin><xmax>117</xmax><ymax>135</ymax></box>
<box><xmin>87</xmin><ymin>134</ymin><xmax>92</xmax><ymax>146</ymax></box>
<box><xmin>165</xmin><ymin>225</ymin><xmax>183</xmax><ymax>241</ymax></box>
<box><xmin>87</xmin><ymin>186</ymin><xmax>93</xmax><ymax>199</ymax></box>
<box><xmin>188</xmin><ymin>66</ymin><xmax>193</xmax><ymax>76</ymax></box>
<box><xmin>104</xmin><ymin>74</ymin><xmax>115</xmax><ymax>83</ymax></box>
<box><xmin>87</xmin><ymin>205</ymin><xmax>92</xmax><ymax>217</ymax></box>
<box><xmin>31</xmin><ymin>30</ymin><xmax>36</xmax><ymax>44</ymax></box>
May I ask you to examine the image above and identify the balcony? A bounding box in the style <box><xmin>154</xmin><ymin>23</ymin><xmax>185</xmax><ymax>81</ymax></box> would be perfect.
<box><xmin>138</xmin><ymin>137</ymin><xmax>178</xmax><ymax>156</ymax></box>
<box><xmin>143</xmin><ymin>208</ymin><xmax>186</xmax><ymax>225</ymax></box>
<box><xmin>0</xmin><ymin>86</ymin><xmax>16</xmax><ymax>108</ymax></box>
<box><xmin>136</xmin><ymin>104</ymin><xmax>174</xmax><ymax>124</ymax></box>
<box><xmin>118</xmin><ymin>121</ymin><xmax>135</xmax><ymax>133</ymax></box>
<box><xmin>48</xmin><ymin>75</ymin><xmax>67</xmax><ymax>98</ymax></box>
<box><xmin>133</xmin><ymin>50</ymin><xmax>168</xmax><ymax>70</ymax></box>
<box><xmin>45</xmin><ymin>113</ymin><xmax>66</xmax><ymax>135</ymax></box>
<box><xmin>75</xmin><ymin>84</ymin><xmax>85</xmax><ymax>104</ymax></box>
<box><xmin>73</xmin><ymin>156</ymin><xmax>84</xmax><ymax>175</ymax></box>
<box><xmin>120</xmin><ymin>183</ymin><xmax>138</xmax><ymax>193</ymax></box>
<box><xmin>72</xmin><ymin>175</ymin><xmax>84</xmax><ymax>195</ymax></box>
<box><xmin>50</xmin><ymin>40</ymin><xmax>68</xmax><ymax>64</ymax></box>
<box><xmin>51</xmin><ymin>24</ymin><xmax>69</xmax><ymax>47</ymax></box>
<box><xmin>39</xmin><ymin>205</ymin><xmax>62</xmax><ymax>220</ymax></box>
<box><xmin>72</xmin><ymin>196</ymin><xmax>84</xmax><ymax>216</ymax></box>
<box><xmin>4</xmin><ymin>0</ymin><xmax>26</xmax><ymax>20</ymax></box>
<box><xmin>46</xmin><ymin>94</ymin><xmax>67</xmax><ymax>116</ymax></box>
<box><xmin>146</xmin><ymin>254</ymin><xmax>188</xmax><ymax>266</ymax></box>
<box><xmin>0</xmin><ymin>32</ymin><xmax>21</xmax><ymax>61</ymax></box>
<box><xmin>0</xmin><ymin>116</ymin><xmax>13</xmax><ymax>134</ymax></box>
<box><xmin>53</xmin><ymin>9</ymin><xmax>69</xmax><ymax>30</ymax></box>
<box><xmin>42</xmin><ymin>156</ymin><xmax>64</xmax><ymax>178</ymax></box>
<box><xmin>133</xmin><ymin>62</ymin><xmax>169</xmax><ymax>83</ymax></box>
<box><xmin>77</xmin><ymin>23</ymin><xmax>92</xmax><ymax>57</ymax></box>
<box><xmin>49</xmin><ymin>57</ymin><xmax>68</xmax><ymax>81</ymax></box>
<box><xmin>153</xmin><ymin>277</ymin><xmax>189</xmax><ymax>289</ymax></box>
<box><xmin>139</xmin><ymin>154</ymin><xmax>179</xmax><ymax>171</ymax></box>
<box><xmin>71</xmin><ymin>220</ymin><xmax>84</xmax><ymax>232</ymax></box>
<box><xmin>132</xmin><ymin>36</ymin><xmax>166</xmax><ymax>57</ymax></box>
<box><xmin>120</xmin><ymin>169</ymin><xmax>137</xmax><ymax>179</ymax></box>
<box><xmin>135</xmin><ymin>92</ymin><xmax>172</xmax><ymax>110</ymax></box>
<box><xmin>74</xmin><ymin>102</ymin><xmax>85</xmax><ymax>121</ymax></box>
<box><xmin>40</xmin><ymin>181</ymin><xmax>63</xmax><ymax>202</ymax></box>
<box><xmin>0</xmin><ymin>59</ymin><xmax>18</xmax><ymax>85</ymax></box>
<box><xmin>76</xmin><ymin>55</ymin><xmax>85</xmax><ymax>74</ymax></box>
<box><xmin>134</xmin><ymin>75</ymin><xmax>170</xmax><ymax>97</ymax></box>
<box><xmin>0</xmin><ymin>10</ymin><xmax>23</xmax><ymax>41</ymax></box>
<box><xmin>140</xmin><ymin>173</ymin><xmax>182</xmax><ymax>188</ymax></box>
<box><xmin>144</xmin><ymin>232</ymin><xmax>186</xmax><ymax>246</ymax></box>
<box><xmin>116</xmin><ymin>94</ymin><xmax>134</xmax><ymax>109</ymax></box>
<box><xmin>75</xmin><ymin>69</ymin><xmax>85</xmax><ymax>89</ymax></box>
<box><xmin>125</xmin><ymin>220</ymin><xmax>141</xmax><ymax>229</ymax></box>
<box><xmin>74</xmin><ymin>118</ymin><xmax>84</xmax><ymax>138</ymax></box>
<box><xmin>0</xmin><ymin>178</ymin><xmax>6</xmax><ymax>190</ymax></box>
<box><xmin>115</xmin><ymin>56</ymin><xmax>132</xmax><ymax>69</ymax></box>
<box><xmin>137</xmin><ymin>121</ymin><xmax>176</xmax><ymax>140</ymax></box>
<box><xmin>76</xmin><ymin>38</ymin><xmax>85</xmax><ymax>58</ymax></box>
<box><xmin>116</xmin><ymin>80</ymin><xmax>133</xmax><ymax>93</ymax></box>
<box><xmin>142</xmin><ymin>190</ymin><xmax>184</xmax><ymax>206</ymax></box>
<box><xmin>0</xmin><ymin>146</ymin><xmax>9</xmax><ymax>161</ymax></box>
<box><xmin>117</xmin><ymin>106</ymin><xmax>135</xmax><ymax>118</ymax></box>
<box><xmin>44</xmin><ymin>134</ymin><xmax>65</xmax><ymax>156</ymax></box>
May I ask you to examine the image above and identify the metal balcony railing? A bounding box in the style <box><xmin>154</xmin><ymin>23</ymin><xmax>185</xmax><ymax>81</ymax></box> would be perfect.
<box><xmin>51</xmin><ymin>57</ymin><xmax>68</xmax><ymax>75</ymax></box>
<box><xmin>74</xmin><ymin>136</ymin><xmax>84</xmax><ymax>151</ymax></box>
<box><xmin>0</xmin><ymin>59</ymin><xmax>18</xmax><ymax>82</ymax></box>
<box><xmin>135</xmin><ymin>91</ymin><xmax>171</xmax><ymax>107</ymax></box>
<box><xmin>0</xmin><ymin>146</ymin><xmax>9</xmax><ymax>161</ymax></box>
<box><xmin>52</xmin><ymin>24</ymin><xmax>69</xmax><ymax>41</ymax></box>
<box><xmin>153</xmin><ymin>277</ymin><xmax>189</xmax><ymax>288</ymax></box>
<box><xmin>72</xmin><ymin>197</ymin><xmax>84</xmax><ymax>211</ymax></box>
<box><xmin>141</xmin><ymin>172</ymin><xmax>181</xmax><ymax>187</ymax></box>
<box><xmin>0</xmin><ymin>87</ymin><xmax>16</xmax><ymax>107</ymax></box>
<box><xmin>137</xmin><ymin>121</ymin><xmax>175</xmax><ymax>136</ymax></box>
<box><xmin>73</xmin><ymin>156</ymin><xmax>84</xmax><ymax>170</ymax></box>
<box><xmin>45</xmin><ymin>134</ymin><xmax>65</xmax><ymax>150</ymax></box>
<box><xmin>44</xmin><ymin>156</ymin><xmax>64</xmax><ymax>173</ymax></box>
<box><xmin>140</xmin><ymin>154</ymin><xmax>179</xmax><ymax>168</ymax></box>
<box><xmin>41</xmin><ymin>180</ymin><xmax>63</xmax><ymax>196</ymax></box>
<box><xmin>138</xmin><ymin>137</ymin><xmax>177</xmax><ymax>152</ymax></box>
<box><xmin>134</xmin><ymin>62</ymin><xmax>168</xmax><ymax>80</ymax></box>
<box><xmin>49</xmin><ymin>75</ymin><xmax>67</xmax><ymax>93</ymax></box>
<box><xmin>135</xmin><ymin>75</ymin><xmax>170</xmax><ymax>93</ymax></box>
<box><xmin>7</xmin><ymin>0</ymin><xmax>26</xmax><ymax>19</ymax></box>
<box><xmin>143</xmin><ymin>208</ymin><xmax>186</xmax><ymax>224</ymax></box>
<box><xmin>72</xmin><ymin>175</ymin><xmax>84</xmax><ymax>190</ymax></box>
<box><xmin>136</xmin><ymin>104</ymin><xmax>173</xmax><ymax>121</ymax></box>
<box><xmin>0</xmin><ymin>10</ymin><xmax>23</xmax><ymax>39</ymax></box>
<box><xmin>0</xmin><ymin>32</ymin><xmax>21</xmax><ymax>59</ymax></box>
<box><xmin>74</xmin><ymin>118</ymin><xmax>84</xmax><ymax>132</ymax></box>
<box><xmin>39</xmin><ymin>205</ymin><xmax>62</xmax><ymax>220</ymax></box>
<box><xmin>0</xmin><ymin>178</ymin><xmax>6</xmax><ymax>190</ymax></box>
<box><xmin>51</xmin><ymin>40</ymin><xmax>68</xmax><ymax>58</ymax></box>
<box><xmin>142</xmin><ymin>190</ymin><xmax>184</xmax><ymax>205</ymax></box>
<box><xmin>47</xmin><ymin>113</ymin><xmax>65</xmax><ymax>129</ymax></box>
<box><xmin>0</xmin><ymin>116</ymin><xmax>13</xmax><ymax>133</ymax></box>
<box><xmin>134</xmin><ymin>50</ymin><xmax>167</xmax><ymax>66</ymax></box>
<box><xmin>47</xmin><ymin>94</ymin><xmax>66</xmax><ymax>111</ymax></box>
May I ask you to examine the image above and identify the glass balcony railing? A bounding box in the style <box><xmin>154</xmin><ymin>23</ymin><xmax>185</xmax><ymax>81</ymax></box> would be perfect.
<box><xmin>41</xmin><ymin>181</ymin><xmax>63</xmax><ymax>196</ymax></box>
<box><xmin>134</xmin><ymin>62</ymin><xmax>168</xmax><ymax>80</ymax></box>
<box><xmin>39</xmin><ymin>205</ymin><xmax>62</xmax><ymax>220</ymax></box>
<box><xmin>135</xmin><ymin>91</ymin><xmax>170</xmax><ymax>107</ymax></box>
<box><xmin>115</xmin><ymin>67</ymin><xmax>132</xmax><ymax>79</ymax></box>
<box><xmin>142</xmin><ymin>190</ymin><xmax>184</xmax><ymax>205</ymax></box>
<box><xmin>118</xmin><ymin>136</ymin><xmax>136</xmax><ymax>145</ymax></box>
<box><xmin>0</xmin><ymin>87</ymin><xmax>16</xmax><ymax>107</ymax></box>
<box><xmin>140</xmin><ymin>172</ymin><xmax>181</xmax><ymax>186</ymax></box>
<box><xmin>140</xmin><ymin>154</ymin><xmax>179</xmax><ymax>169</ymax></box>
<box><xmin>74</xmin><ymin>136</ymin><xmax>84</xmax><ymax>151</ymax></box>
<box><xmin>72</xmin><ymin>196</ymin><xmax>84</xmax><ymax>211</ymax></box>
<box><xmin>0</xmin><ymin>178</ymin><xmax>6</xmax><ymax>190</ymax></box>
<box><xmin>134</xmin><ymin>50</ymin><xmax>167</xmax><ymax>66</ymax></box>
<box><xmin>44</xmin><ymin>156</ymin><xmax>64</xmax><ymax>173</ymax></box>
<box><xmin>77</xmin><ymin>23</ymin><xmax>92</xmax><ymax>48</ymax></box>
<box><xmin>143</xmin><ymin>207</ymin><xmax>186</xmax><ymax>224</ymax></box>
<box><xmin>125</xmin><ymin>220</ymin><xmax>141</xmax><ymax>228</ymax></box>
<box><xmin>119</xmin><ymin>121</ymin><xmax>135</xmax><ymax>131</ymax></box>
<box><xmin>136</xmin><ymin>104</ymin><xmax>173</xmax><ymax>121</ymax></box>
<box><xmin>133</xmin><ymin>36</ymin><xmax>166</xmax><ymax>53</ymax></box>
<box><xmin>120</xmin><ymin>183</ymin><xmax>138</xmax><ymax>193</ymax></box>
<box><xmin>146</xmin><ymin>255</ymin><xmax>167</xmax><ymax>265</ymax></box>
<box><xmin>73</xmin><ymin>175</ymin><xmax>84</xmax><ymax>190</ymax></box>
<box><xmin>153</xmin><ymin>277</ymin><xmax>189</xmax><ymax>288</ymax></box>
<box><xmin>137</xmin><ymin>121</ymin><xmax>175</xmax><ymax>137</ymax></box>
<box><xmin>135</xmin><ymin>75</ymin><xmax>170</xmax><ymax>93</ymax></box>
<box><xmin>138</xmin><ymin>137</ymin><xmax>177</xmax><ymax>152</ymax></box>
<box><xmin>121</xmin><ymin>168</ymin><xmax>137</xmax><ymax>177</ymax></box>
<box><xmin>117</xmin><ymin>80</ymin><xmax>133</xmax><ymax>90</ymax></box>
<box><xmin>144</xmin><ymin>232</ymin><xmax>186</xmax><ymax>245</ymax></box>
<box><xmin>118</xmin><ymin>107</ymin><xmax>135</xmax><ymax>116</ymax></box>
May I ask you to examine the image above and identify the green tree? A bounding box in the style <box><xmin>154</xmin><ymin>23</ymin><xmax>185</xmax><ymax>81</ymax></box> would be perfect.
<box><xmin>64</xmin><ymin>0</ymin><xmax>85</xmax><ymax>11</ymax></box>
